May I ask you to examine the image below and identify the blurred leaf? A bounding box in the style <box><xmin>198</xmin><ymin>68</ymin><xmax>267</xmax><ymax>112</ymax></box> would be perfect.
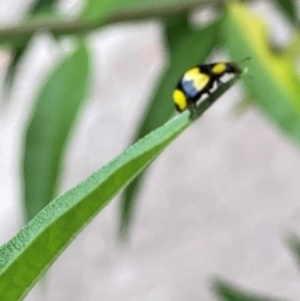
<box><xmin>0</xmin><ymin>77</ymin><xmax>239</xmax><ymax>301</ymax></box>
<box><xmin>83</xmin><ymin>0</ymin><xmax>131</xmax><ymax>21</ymax></box>
<box><xmin>23</xmin><ymin>43</ymin><xmax>91</xmax><ymax>222</ymax></box>
<box><xmin>223</xmin><ymin>3</ymin><xmax>300</xmax><ymax>147</ymax></box>
<box><xmin>214</xmin><ymin>279</ymin><xmax>287</xmax><ymax>301</ymax></box>
<box><xmin>285</xmin><ymin>32</ymin><xmax>300</xmax><ymax>63</ymax></box>
<box><xmin>83</xmin><ymin>0</ymin><xmax>210</xmax><ymax>22</ymax></box>
<box><xmin>273</xmin><ymin>0</ymin><xmax>297</xmax><ymax>24</ymax></box>
<box><xmin>5</xmin><ymin>46</ymin><xmax>25</xmax><ymax>91</ymax></box>
<box><xmin>286</xmin><ymin>233</ymin><xmax>300</xmax><ymax>268</ymax></box>
<box><xmin>29</xmin><ymin>0</ymin><xmax>57</xmax><ymax>15</ymax></box>
<box><xmin>4</xmin><ymin>0</ymin><xmax>59</xmax><ymax>96</ymax></box>
<box><xmin>119</xmin><ymin>19</ymin><xmax>220</xmax><ymax>237</ymax></box>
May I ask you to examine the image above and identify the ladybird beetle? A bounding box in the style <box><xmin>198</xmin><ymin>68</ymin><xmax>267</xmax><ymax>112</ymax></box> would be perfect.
<box><xmin>173</xmin><ymin>61</ymin><xmax>243</xmax><ymax>113</ymax></box>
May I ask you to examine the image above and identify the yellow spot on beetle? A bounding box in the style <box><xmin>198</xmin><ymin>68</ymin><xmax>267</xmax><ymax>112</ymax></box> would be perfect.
<box><xmin>193</xmin><ymin>73</ymin><xmax>210</xmax><ymax>90</ymax></box>
<box><xmin>212</xmin><ymin>63</ymin><xmax>226</xmax><ymax>74</ymax></box>
<box><xmin>183</xmin><ymin>67</ymin><xmax>210</xmax><ymax>91</ymax></box>
<box><xmin>184</xmin><ymin>67</ymin><xmax>200</xmax><ymax>79</ymax></box>
<box><xmin>173</xmin><ymin>89</ymin><xmax>187</xmax><ymax>111</ymax></box>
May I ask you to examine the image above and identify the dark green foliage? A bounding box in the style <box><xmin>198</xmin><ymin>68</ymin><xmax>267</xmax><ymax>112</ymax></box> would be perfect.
<box><xmin>23</xmin><ymin>45</ymin><xmax>90</xmax><ymax>221</ymax></box>
<box><xmin>273</xmin><ymin>0</ymin><xmax>298</xmax><ymax>24</ymax></box>
<box><xmin>214</xmin><ymin>280</ymin><xmax>287</xmax><ymax>301</ymax></box>
<box><xmin>119</xmin><ymin>18</ymin><xmax>220</xmax><ymax>237</ymax></box>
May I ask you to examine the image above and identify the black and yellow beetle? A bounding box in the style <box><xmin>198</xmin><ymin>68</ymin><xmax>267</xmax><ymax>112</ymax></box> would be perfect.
<box><xmin>173</xmin><ymin>61</ymin><xmax>243</xmax><ymax>113</ymax></box>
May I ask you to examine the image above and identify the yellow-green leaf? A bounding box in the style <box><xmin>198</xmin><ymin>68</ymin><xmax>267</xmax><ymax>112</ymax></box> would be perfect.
<box><xmin>223</xmin><ymin>3</ymin><xmax>300</xmax><ymax>145</ymax></box>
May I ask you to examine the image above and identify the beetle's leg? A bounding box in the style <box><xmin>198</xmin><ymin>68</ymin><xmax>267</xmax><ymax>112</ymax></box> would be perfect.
<box><xmin>188</xmin><ymin>100</ymin><xmax>197</xmax><ymax>119</ymax></box>
<box><xmin>205</xmin><ymin>90</ymin><xmax>213</xmax><ymax>102</ymax></box>
<box><xmin>216</xmin><ymin>78</ymin><xmax>223</xmax><ymax>87</ymax></box>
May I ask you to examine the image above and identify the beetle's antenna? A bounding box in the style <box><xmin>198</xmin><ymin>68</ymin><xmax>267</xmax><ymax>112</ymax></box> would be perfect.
<box><xmin>237</xmin><ymin>57</ymin><xmax>251</xmax><ymax>65</ymax></box>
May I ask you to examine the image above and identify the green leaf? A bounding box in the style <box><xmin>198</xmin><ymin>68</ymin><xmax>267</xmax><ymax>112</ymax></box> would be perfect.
<box><xmin>273</xmin><ymin>0</ymin><xmax>297</xmax><ymax>24</ymax></box>
<box><xmin>223</xmin><ymin>3</ymin><xmax>300</xmax><ymax>147</ymax></box>
<box><xmin>119</xmin><ymin>19</ymin><xmax>219</xmax><ymax>236</ymax></box>
<box><xmin>285</xmin><ymin>32</ymin><xmax>300</xmax><ymax>63</ymax></box>
<box><xmin>214</xmin><ymin>279</ymin><xmax>287</xmax><ymax>301</ymax></box>
<box><xmin>23</xmin><ymin>43</ymin><xmax>91</xmax><ymax>222</ymax></box>
<box><xmin>286</xmin><ymin>233</ymin><xmax>300</xmax><ymax>268</ymax></box>
<box><xmin>0</xmin><ymin>76</ymin><xmax>239</xmax><ymax>301</ymax></box>
<box><xmin>83</xmin><ymin>0</ymin><xmax>212</xmax><ymax>22</ymax></box>
<box><xmin>4</xmin><ymin>46</ymin><xmax>26</xmax><ymax>93</ymax></box>
<box><xmin>29</xmin><ymin>0</ymin><xmax>57</xmax><ymax>15</ymax></box>
<box><xmin>82</xmin><ymin>0</ymin><xmax>119</xmax><ymax>21</ymax></box>
<box><xmin>3</xmin><ymin>0</ymin><xmax>59</xmax><ymax>96</ymax></box>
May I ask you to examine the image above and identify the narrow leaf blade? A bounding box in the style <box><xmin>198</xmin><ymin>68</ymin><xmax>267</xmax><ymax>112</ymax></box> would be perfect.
<box><xmin>23</xmin><ymin>44</ymin><xmax>90</xmax><ymax>222</ymax></box>
<box><xmin>214</xmin><ymin>279</ymin><xmax>287</xmax><ymax>301</ymax></box>
<box><xmin>286</xmin><ymin>233</ymin><xmax>300</xmax><ymax>269</ymax></box>
<box><xmin>0</xmin><ymin>76</ymin><xmax>239</xmax><ymax>301</ymax></box>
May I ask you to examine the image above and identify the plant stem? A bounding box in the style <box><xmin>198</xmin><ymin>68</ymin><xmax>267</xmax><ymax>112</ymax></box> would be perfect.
<box><xmin>0</xmin><ymin>0</ymin><xmax>225</xmax><ymax>40</ymax></box>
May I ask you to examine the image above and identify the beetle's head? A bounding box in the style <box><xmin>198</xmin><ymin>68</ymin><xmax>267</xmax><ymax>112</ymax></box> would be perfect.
<box><xmin>226</xmin><ymin>62</ymin><xmax>243</xmax><ymax>74</ymax></box>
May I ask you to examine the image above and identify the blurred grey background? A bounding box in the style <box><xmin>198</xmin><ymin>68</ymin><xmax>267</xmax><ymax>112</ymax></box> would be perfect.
<box><xmin>1</xmin><ymin>0</ymin><xmax>300</xmax><ymax>300</ymax></box>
